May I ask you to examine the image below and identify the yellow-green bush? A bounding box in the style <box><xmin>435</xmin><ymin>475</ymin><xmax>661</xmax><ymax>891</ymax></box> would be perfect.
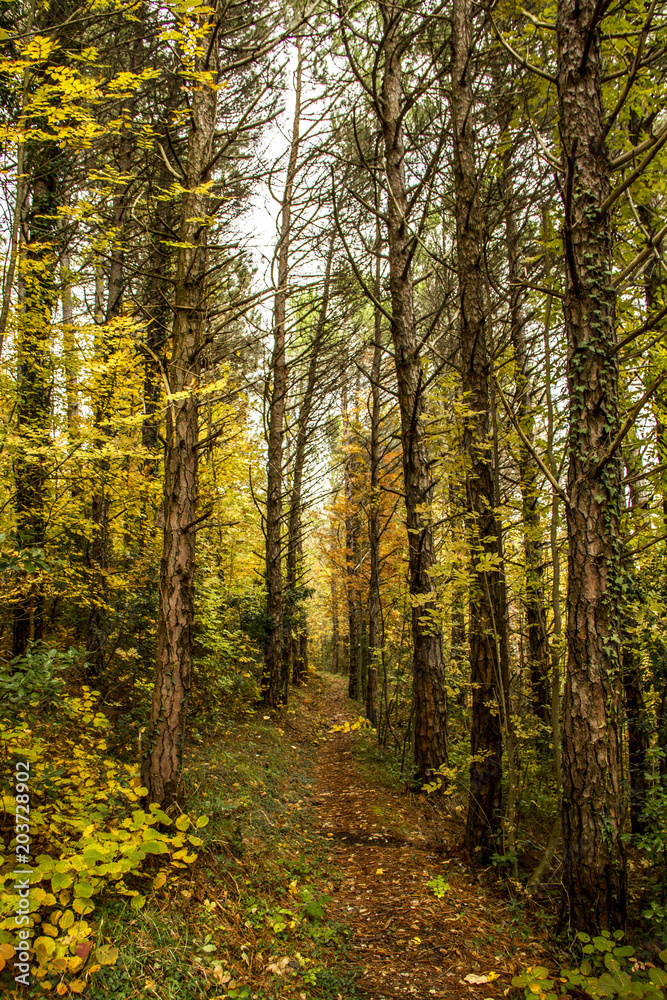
<box><xmin>0</xmin><ymin>680</ymin><xmax>207</xmax><ymax>993</ymax></box>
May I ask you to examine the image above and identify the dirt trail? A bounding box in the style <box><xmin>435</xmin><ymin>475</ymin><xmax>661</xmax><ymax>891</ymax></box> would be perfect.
<box><xmin>312</xmin><ymin>675</ymin><xmax>529</xmax><ymax>1000</ymax></box>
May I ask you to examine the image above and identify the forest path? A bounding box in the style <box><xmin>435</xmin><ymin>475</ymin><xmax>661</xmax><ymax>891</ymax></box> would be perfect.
<box><xmin>312</xmin><ymin>674</ymin><xmax>529</xmax><ymax>1000</ymax></box>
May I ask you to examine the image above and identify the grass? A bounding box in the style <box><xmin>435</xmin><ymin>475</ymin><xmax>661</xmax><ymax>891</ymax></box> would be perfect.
<box><xmin>346</xmin><ymin>716</ymin><xmax>411</xmax><ymax>792</ymax></box>
<box><xmin>84</xmin><ymin>674</ymin><xmax>358</xmax><ymax>1000</ymax></box>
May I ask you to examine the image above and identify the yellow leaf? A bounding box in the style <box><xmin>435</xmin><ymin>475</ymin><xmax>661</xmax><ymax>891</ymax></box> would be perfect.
<box><xmin>152</xmin><ymin>872</ymin><xmax>167</xmax><ymax>890</ymax></box>
<box><xmin>95</xmin><ymin>944</ymin><xmax>119</xmax><ymax>966</ymax></box>
<box><xmin>376</xmin><ymin>868</ymin><xmax>384</xmax><ymax>875</ymax></box>
<box><xmin>175</xmin><ymin>815</ymin><xmax>190</xmax><ymax>831</ymax></box>
<box><xmin>34</xmin><ymin>937</ymin><xmax>56</xmax><ymax>964</ymax></box>
<box><xmin>72</xmin><ymin>897</ymin><xmax>94</xmax><ymax>915</ymax></box>
<box><xmin>56</xmin><ymin>985</ymin><xmax>67</xmax><ymax>996</ymax></box>
<box><xmin>69</xmin><ymin>979</ymin><xmax>86</xmax><ymax>994</ymax></box>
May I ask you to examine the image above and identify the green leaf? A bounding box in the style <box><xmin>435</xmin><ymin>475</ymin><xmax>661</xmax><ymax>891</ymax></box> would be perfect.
<box><xmin>140</xmin><ymin>841</ymin><xmax>169</xmax><ymax>855</ymax></box>
<box><xmin>51</xmin><ymin>872</ymin><xmax>73</xmax><ymax>891</ymax></box>
<box><xmin>95</xmin><ymin>944</ymin><xmax>119</xmax><ymax>966</ymax></box>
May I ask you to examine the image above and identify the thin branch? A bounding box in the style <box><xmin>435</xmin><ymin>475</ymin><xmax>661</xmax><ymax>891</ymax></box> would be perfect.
<box><xmin>493</xmin><ymin>375</ymin><xmax>570</xmax><ymax>506</ymax></box>
<box><xmin>488</xmin><ymin>10</ymin><xmax>557</xmax><ymax>83</ymax></box>
<box><xmin>156</xmin><ymin>141</ymin><xmax>184</xmax><ymax>181</ymax></box>
<box><xmin>599</xmin><ymin>125</ymin><xmax>667</xmax><ymax>216</ymax></box>
<box><xmin>612</xmin><ymin>219</ymin><xmax>667</xmax><ymax>288</ymax></box>
<box><xmin>591</xmin><ymin>372</ymin><xmax>667</xmax><ymax>478</ymax></box>
<box><xmin>611</xmin><ymin>302</ymin><xmax>667</xmax><ymax>355</ymax></box>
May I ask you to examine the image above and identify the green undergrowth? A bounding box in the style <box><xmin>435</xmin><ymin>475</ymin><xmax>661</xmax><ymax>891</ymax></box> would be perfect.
<box><xmin>512</xmin><ymin>931</ymin><xmax>667</xmax><ymax>1000</ymax></box>
<box><xmin>86</xmin><ymin>673</ymin><xmax>357</xmax><ymax>1000</ymax></box>
<box><xmin>343</xmin><ymin>712</ymin><xmax>407</xmax><ymax>792</ymax></box>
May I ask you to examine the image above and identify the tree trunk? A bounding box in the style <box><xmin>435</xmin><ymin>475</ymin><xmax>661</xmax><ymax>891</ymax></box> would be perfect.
<box><xmin>61</xmin><ymin>253</ymin><xmax>80</xmax><ymax>437</ymax></box>
<box><xmin>141</xmin><ymin>15</ymin><xmax>219</xmax><ymax>807</ymax></box>
<box><xmin>12</xmin><ymin>2</ymin><xmax>75</xmax><ymax>654</ymax></box>
<box><xmin>86</xmin><ymin>49</ymin><xmax>137</xmax><ymax>674</ymax></box>
<box><xmin>263</xmin><ymin>40</ymin><xmax>302</xmax><ymax>708</ymax></box>
<box><xmin>557</xmin><ymin>0</ymin><xmax>627</xmax><ymax>931</ymax></box>
<box><xmin>331</xmin><ymin>533</ymin><xmax>340</xmax><ymax>674</ymax></box>
<box><xmin>366</xmin><ymin>245</ymin><xmax>382</xmax><ymax>727</ymax></box>
<box><xmin>501</xmin><ymin>167</ymin><xmax>550</xmax><ymax>724</ymax></box>
<box><xmin>450</xmin><ymin>0</ymin><xmax>503</xmax><ymax>860</ymax></box>
<box><xmin>379</xmin><ymin>4</ymin><xmax>448</xmax><ymax>785</ymax></box>
<box><xmin>286</xmin><ymin>234</ymin><xmax>334</xmax><ymax>686</ymax></box>
<box><xmin>343</xmin><ymin>378</ymin><xmax>362</xmax><ymax>700</ymax></box>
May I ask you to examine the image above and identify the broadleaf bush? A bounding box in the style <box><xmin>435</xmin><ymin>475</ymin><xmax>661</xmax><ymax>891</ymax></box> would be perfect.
<box><xmin>0</xmin><ymin>650</ymin><xmax>208</xmax><ymax>993</ymax></box>
<box><xmin>512</xmin><ymin>932</ymin><xmax>667</xmax><ymax>1000</ymax></box>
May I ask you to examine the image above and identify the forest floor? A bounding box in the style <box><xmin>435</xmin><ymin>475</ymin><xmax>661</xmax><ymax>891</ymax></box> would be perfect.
<box><xmin>90</xmin><ymin>670</ymin><xmax>550</xmax><ymax>1000</ymax></box>
<box><xmin>309</xmin><ymin>675</ymin><xmax>547</xmax><ymax>1000</ymax></box>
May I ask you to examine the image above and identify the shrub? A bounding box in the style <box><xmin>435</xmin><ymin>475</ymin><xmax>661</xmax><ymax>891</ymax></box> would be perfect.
<box><xmin>0</xmin><ymin>651</ymin><xmax>208</xmax><ymax>993</ymax></box>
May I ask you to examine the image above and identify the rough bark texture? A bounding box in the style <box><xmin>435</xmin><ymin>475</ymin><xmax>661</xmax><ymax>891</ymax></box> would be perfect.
<box><xmin>141</xmin><ymin>20</ymin><xmax>218</xmax><ymax>807</ymax></box>
<box><xmin>343</xmin><ymin>380</ymin><xmax>362</xmax><ymax>701</ymax></box>
<box><xmin>366</xmin><ymin>251</ymin><xmax>382</xmax><ymax>727</ymax></box>
<box><xmin>379</xmin><ymin>4</ymin><xmax>448</xmax><ymax>784</ymax></box>
<box><xmin>501</xmin><ymin>169</ymin><xmax>550</xmax><ymax>724</ymax></box>
<box><xmin>621</xmin><ymin>113</ymin><xmax>657</xmax><ymax>835</ymax></box>
<box><xmin>331</xmin><ymin>523</ymin><xmax>341</xmax><ymax>675</ymax></box>
<box><xmin>12</xmin><ymin>2</ymin><xmax>75</xmax><ymax>654</ymax></box>
<box><xmin>557</xmin><ymin>0</ymin><xmax>627</xmax><ymax>931</ymax></box>
<box><xmin>263</xmin><ymin>43</ymin><xmax>302</xmax><ymax>707</ymax></box>
<box><xmin>451</xmin><ymin>0</ymin><xmax>503</xmax><ymax>860</ymax></box>
<box><xmin>142</xmin><ymin>158</ymin><xmax>173</xmax><ymax>463</ymax></box>
<box><xmin>286</xmin><ymin>236</ymin><xmax>333</xmax><ymax>686</ymax></box>
<box><xmin>623</xmin><ymin>644</ymin><xmax>648</xmax><ymax>835</ymax></box>
<box><xmin>86</xmin><ymin>44</ymin><xmax>138</xmax><ymax>673</ymax></box>
<box><xmin>13</xmin><ymin>162</ymin><xmax>54</xmax><ymax>655</ymax></box>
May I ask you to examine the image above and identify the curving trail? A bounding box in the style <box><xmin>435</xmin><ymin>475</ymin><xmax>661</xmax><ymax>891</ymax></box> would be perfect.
<box><xmin>312</xmin><ymin>676</ymin><xmax>531</xmax><ymax>1000</ymax></box>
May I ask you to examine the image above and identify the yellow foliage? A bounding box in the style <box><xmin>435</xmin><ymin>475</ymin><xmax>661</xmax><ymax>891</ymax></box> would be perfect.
<box><xmin>0</xmin><ymin>686</ymin><xmax>209</xmax><ymax>993</ymax></box>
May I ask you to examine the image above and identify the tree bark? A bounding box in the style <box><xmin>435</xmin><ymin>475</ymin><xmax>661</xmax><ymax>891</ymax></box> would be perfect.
<box><xmin>557</xmin><ymin>0</ymin><xmax>627</xmax><ymax>931</ymax></box>
<box><xmin>378</xmin><ymin>3</ymin><xmax>448</xmax><ymax>784</ymax></box>
<box><xmin>263</xmin><ymin>40</ymin><xmax>302</xmax><ymax>707</ymax></box>
<box><xmin>12</xmin><ymin>1</ymin><xmax>75</xmax><ymax>655</ymax></box>
<box><xmin>501</xmin><ymin>167</ymin><xmax>550</xmax><ymax>724</ymax></box>
<box><xmin>141</xmin><ymin>14</ymin><xmax>219</xmax><ymax>807</ymax></box>
<box><xmin>450</xmin><ymin>0</ymin><xmax>503</xmax><ymax>860</ymax></box>
<box><xmin>343</xmin><ymin>377</ymin><xmax>362</xmax><ymax>700</ymax></box>
<box><xmin>366</xmin><ymin>241</ymin><xmax>382</xmax><ymax>727</ymax></box>
<box><xmin>286</xmin><ymin>235</ymin><xmax>334</xmax><ymax>686</ymax></box>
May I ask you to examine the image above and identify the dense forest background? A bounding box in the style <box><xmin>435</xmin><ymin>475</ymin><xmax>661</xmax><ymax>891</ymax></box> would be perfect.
<box><xmin>2</xmin><ymin>0</ymin><xmax>667</xmax><ymax>994</ymax></box>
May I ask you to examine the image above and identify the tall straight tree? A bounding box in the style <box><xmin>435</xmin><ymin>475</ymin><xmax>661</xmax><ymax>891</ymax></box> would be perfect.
<box><xmin>12</xmin><ymin>0</ymin><xmax>77</xmax><ymax>655</ymax></box>
<box><xmin>500</xmin><ymin>148</ymin><xmax>550</xmax><ymax>725</ymax></box>
<box><xmin>450</xmin><ymin>0</ymin><xmax>507</xmax><ymax>859</ymax></box>
<box><xmin>366</xmin><ymin>218</ymin><xmax>383</xmax><ymax>727</ymax></box>
<box><xmin>285</xmin><ymin>234</ymin><xmax>335</xmax><ymax>687</ymax></box>
<box><xmin>141</xmin><ymin>11</ymin><xmax>219</xmax><ymax>804</ymax></box>
<box><xmin>263</xmin><ymin>38</ymin><xmax>303</xmax><ymax>707</ymax></box>
<box><xmin>555</xmin><ymin>0</ymin><xmax>627</xmax><ymax>930</ymax></box>
<box><xmin>340</xmin><ymin>0</ymin><xmax>450</xmax><ymax>783</ymax></box>
<box><xmin>142</xmin><ymin>0</ymin><xmax>275</xmax><ymax>803</ymax></box>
